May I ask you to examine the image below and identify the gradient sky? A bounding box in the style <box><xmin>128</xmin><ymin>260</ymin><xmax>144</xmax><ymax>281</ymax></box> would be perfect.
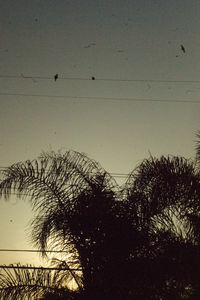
<box><xmin>0</xmin><ymin>0</ymin><xmax>200</xmax><ymax>266</ymax></box>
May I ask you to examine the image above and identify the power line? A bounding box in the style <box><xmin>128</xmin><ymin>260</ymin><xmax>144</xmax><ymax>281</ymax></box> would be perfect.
<box><xmin>0</xmin><ymin>166</ymin><xmax>128</xmax><ymax>177</ymax></box>
<box><xmin>0</xmin><ymin>172</ymin><xmax>128</xmax><ymax>198</ymax></box>
<box><xmin>0</xmin><ymin>74</ymin><xmax>200</xmax><ymax>84</ymax></box>
<box><xmin>0</xmin><ymin>265</ymin><xmax>82</xmax><ymax>271</ymax></box>
<box><xmin>0</xmin><ymin>249</ymin><xmax>69</xmax><ymax>253</ymax></box>
<box><xmin>0</xmin><ymin>190</ymin><xmax>124</xmax><ymax>198</ymax></box>
<box><xmin>0</xmin><ymin>92</ymin><xmax>199</xmax><ymax>104</ymax></box>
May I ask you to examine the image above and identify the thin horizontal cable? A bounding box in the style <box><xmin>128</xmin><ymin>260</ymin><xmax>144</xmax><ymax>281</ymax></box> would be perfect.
<box><xmin>0</xmin><ymin>166</ymin><xmax>128</xmax><ymax>177</ymax></box>
<box><xmin>0</xmin><ymin>190</ymin><xmax>126</xmax><ymax>197</ymax></box>
<box><xmin>0</xmin><ymin>92</ymin><xmax>199</xmax><ymax>104</ymax></box>
<box><xmin>0</xmin><ymin>249</ymin><xmax>69</xmax><ymax>253</ymax></box>
<box><xmin>0</xmin><ymin>74</ymin><xmax>199</xmax><ymax>83</ymax></box>
<box><xmin>0</xmin><ymin>265</ymin><xmax>82</xmax><ymax>271</ymax></box>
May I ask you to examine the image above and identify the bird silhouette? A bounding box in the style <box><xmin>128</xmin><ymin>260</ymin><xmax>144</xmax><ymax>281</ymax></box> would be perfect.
<box><xmin>181</xmin><ymin>45</ymin><xmax>185</xmax><ymax>53</ymax></box>
<box><xmin>91</xmin><ymin>76</ymin><xmax>95</xmax><ymax>80</ymax></box>
<box><xmin>54</xmin><ymin>74</ymin><xmax>58</xmax><ymax>81</ymax></box>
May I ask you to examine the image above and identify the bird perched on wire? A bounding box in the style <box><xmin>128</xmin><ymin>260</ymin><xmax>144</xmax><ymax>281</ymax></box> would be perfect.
<box><xmin>181</xmin><ymin>45</ymin><xmax>185</xmax><ymax>53</ymax></box>
<box><xmin>54</xmin><ymin>74</ymin><xmax>58</xmax><ymax>81</ymax></box>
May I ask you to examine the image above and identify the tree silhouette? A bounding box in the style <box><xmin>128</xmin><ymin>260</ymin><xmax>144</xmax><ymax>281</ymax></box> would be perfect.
<box><xmin>0</xmin><ymin>145</ymin><xmax>200</xmax><ymax>299</ymax></box>
<box><xmin>123</xmin><ymin>155</ymin><xmax>200</xmax><ymax>299</ymax></box>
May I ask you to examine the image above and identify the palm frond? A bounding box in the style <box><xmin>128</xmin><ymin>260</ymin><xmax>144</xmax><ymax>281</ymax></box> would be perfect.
<box><xmin>0</xmin><ymin>151</ymin><xmax>118</xmax><ymax>254</ymax></box>
<box><xmin>0</xmin><ymin>264</ymin><xmax>74</xmax><ymax>300</ymax></box>
<box><xmin>0</xmin><ymin>150</ymin><xmax>118</xmax><ymax>210</ymax></box>
<box><xmin>124</xmin><ymin>156</ymin><xmax>200</xmax><ymax>240</ymax></box>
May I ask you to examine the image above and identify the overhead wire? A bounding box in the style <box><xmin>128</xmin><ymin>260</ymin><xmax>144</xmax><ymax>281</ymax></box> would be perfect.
<box><xmin>0</xmin><ymin>167</ymin><xmax>129</xmax><ymax>198</ymax></box>
<box><xmin>0</xmin><ymin>74</ymin><xmax>200</xmax><ymax>84</ymax></box>
<box><xmin>0</xmin><ymin>92</ymin><xmax>199</xmax><ymax>104</ymax></box>
<box><xmin>0</xmin><ymin>249</ymin><xmax>71</xmax><ymax>253</ymax></box>
<box><xmin>0</xmin><ymin>166</ymin><xmax>128</xmax><ymax>199</ymax></box>
<box><xmin>0</xmin><ymin>265</ymin><xmax>82</xmax><ymax>271</ymax></box>
<box><xmin>0</xmin><ymin>166</ymin><xmax>128</xmax><ymax>177</ymax></box>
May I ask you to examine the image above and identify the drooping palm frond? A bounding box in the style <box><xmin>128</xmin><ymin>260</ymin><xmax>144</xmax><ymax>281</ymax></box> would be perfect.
<box><xmin>124</xmin><ymin>156</ymin><xmax>200</xmax><ymax>239</ymax></box>
<box><xmin>129</xmin><ymin>155</ymin><xmax>198</xmax><ymax>206</ymax></box>
<box><xmin>0</xmin><ymin>264</ymin><xmax>76</xmax><ymax>300</ymax></box>
<box><xmin>0</xmin><ymin>150</ymin><xmax>118</xmax><ymax>210</ymax></box>
<box><xmin>0</xmin><ymin>151</ymin><xmax>119</xmax><ymax>254</ymax></box>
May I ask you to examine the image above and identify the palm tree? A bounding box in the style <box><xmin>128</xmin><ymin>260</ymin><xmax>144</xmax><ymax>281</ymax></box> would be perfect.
<box><xmin>0</xmin><ymin>151</ymin><xmax>120</xmax><ymax>298</ymax></box>
<box><xmin>123</xmin><ymin>155</ymin><xmax>200</xmax><ymax>298</ymax></box>
<box><xmin>0</xmin><ymin>149</ymin><xmax>200</xmax><ymax>299</ymax></box>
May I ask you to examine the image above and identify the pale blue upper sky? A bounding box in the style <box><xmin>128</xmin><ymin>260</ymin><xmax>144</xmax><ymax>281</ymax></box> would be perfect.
<box><xmin>0</xmin><ymin>0</ymin><xmax>200</xmax><ymax>265</ymax></box>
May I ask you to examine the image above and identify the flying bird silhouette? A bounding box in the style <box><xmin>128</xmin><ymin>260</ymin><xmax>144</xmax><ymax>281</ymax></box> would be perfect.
<box><xmin>181</xmin><ymin>45</ymin><xmax>185</xmax><ymax>53</ymax></box>
<box><xmin>54</xmin><ymin>74</ymin><xmax>58</xmax><ymax>81</ymax></box>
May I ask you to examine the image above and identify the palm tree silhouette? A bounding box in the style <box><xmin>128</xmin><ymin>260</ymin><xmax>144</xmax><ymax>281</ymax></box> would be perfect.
<box><xmin>0</xmin><ymin>140</ymin><xmax>200</xmax><ymax>299</ymax></box>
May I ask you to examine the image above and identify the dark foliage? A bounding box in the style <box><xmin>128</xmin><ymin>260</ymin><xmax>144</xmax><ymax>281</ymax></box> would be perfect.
<box><xmin>196</xmin><ymin>131</ymin><xmax>200</xmax><ymax>167</ymax></box>
<box><xmin>0</xmin><ymin>264</ymin><xmax>76</xmax><ymax>300</ymax></box>
<box><xmin>0</xmin><ymin>148</ymin><xmax>200</xmax><ymax>299</ymax></box>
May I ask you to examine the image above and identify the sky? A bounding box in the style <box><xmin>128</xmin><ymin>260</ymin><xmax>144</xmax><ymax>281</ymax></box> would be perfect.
<box><xmin>0</xmin><ymin>0</ymin><xmax>200</xmax><ymax>267</ymax></box>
